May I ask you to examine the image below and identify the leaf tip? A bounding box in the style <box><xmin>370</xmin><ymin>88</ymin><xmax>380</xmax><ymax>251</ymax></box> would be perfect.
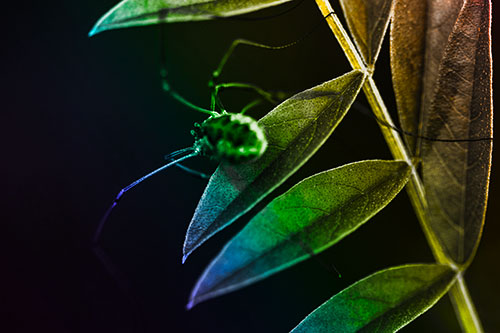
<box><xmin>182</xmin><ymin>243</ymin><xmax>196</xmax><ymax>263</ymax></box>
<box><xmin>185</xmin><ymin>299</ymin><xmax>195</xmax><ymax>310</ymax></box>
<box><xmin>182</xmin><ymin>241</ymin><xmax>203</xmax><ymax>263</ymax></box>
<box><xmin>88</xmin><ymin>19</ymin><xmax>105</xmax><ymax>37</ymax></box>
<box><xmin>88</xmin><ymin>26</ymin><xmax>99</xmax><ymax>38</ymax></box>
<box><xmin>187</xmin><ymin>282</ymin><xmax>204</xmax><ymax>310</ymax></box>
<box><xmin>182</xmin><ymin>234</ymin><xmax>204</xmax><ymax>263</ymax></box>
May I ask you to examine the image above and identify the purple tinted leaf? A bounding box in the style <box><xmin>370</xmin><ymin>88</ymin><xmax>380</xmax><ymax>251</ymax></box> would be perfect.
<box><xmin>188</xmin><ymin>160</ymin><xmax>410</xmax><ymax>307</ymax></box>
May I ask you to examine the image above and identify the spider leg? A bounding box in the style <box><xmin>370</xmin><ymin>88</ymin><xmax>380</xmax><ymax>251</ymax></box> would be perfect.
<box><xmin>208</xmin><ymin>11</ymin><xmax>337</xmax><ymax>111</ymax></box>
<box><xmin>174</xmin><ymin>164</ymin><xmax>211</xmax><ymax>180</ymax></box>
<box><xmin>240</xmin><ymin>99</ymin><xmax>264</xmax><ymax>115</ymax></box>
<box><xmin>93</xmin><ymin>147</ymin><xmax>198</xmax><ymax>244</ymax></box>
<box><xmin>159</xmin><ymin>26</ymin><xmax>218</xmax><ymax>117</ymax></box>
<box><xmin>208</xmin><ymin>37</ymin><xmax>301</xmax><ymax>111</ymax></box>
<box><xmin>164</xmin><ymin>153</ymin><xmax>211</xmax><ymax>180</ymax></box>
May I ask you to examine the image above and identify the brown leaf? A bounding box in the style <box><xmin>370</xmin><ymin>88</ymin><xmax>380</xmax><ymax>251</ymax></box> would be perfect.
<box><xmin>339</xmin><ymin>0</ymin><xmax>394</xmax><ymax>66</ymax></box>
<box><xmin>390</xmin><ymin>0</ymin><xmax>427</xmax><ymax>153</ymax></box>
<box><xmin>421</xmin><ymin>0</ymin><xmax>492</xmax><ymax>265</ymax></box>
<box><xmin>420</xmin><ymin>0</ymin><xmax>465</xmax><ymax>151</ymax></box>
<box><xmin>391</xmin><ymin>0</ymin><xmax>464</xmax><ymax>154</ymax></box>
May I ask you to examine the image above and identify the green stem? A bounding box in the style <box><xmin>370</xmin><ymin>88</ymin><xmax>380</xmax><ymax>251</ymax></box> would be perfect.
<box><xmin>449</xmin><ymin>274</ymin><xmax>484</xmax><ymax>332</ymax></box>
<box><xmin>313</xmin><ymin>0</ymin><xmax>483</xmax><ymax>331</ymax></box>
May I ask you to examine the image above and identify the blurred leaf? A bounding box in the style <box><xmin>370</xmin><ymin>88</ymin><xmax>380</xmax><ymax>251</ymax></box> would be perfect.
<box><xmin>188</xmin><ymin>160</ymin><xmax>411</xmax><ymax>308</ymax></box>
<box><xmin>89</xmin><ymin>0</ymin><xmax>293</xmax><ymax>36</ymax></box>
<box><xmin>291</xmin><ymin>264</ymin><xmax>456</xmax><ymax>333</ymax></box>
<box><xmin>183</xmin><ymin>70</ymin><xmax>366</xmax><ymax>261</ymax></box>
<box><xmin>389</xmin><ymin>0</ymin><xmax>426</xmax><ymax>153</ymax></box>
<box><xmin>421</xmin><ymin>0</ymin><xmax>492</xmax><ymax>265</ymax></box>
<box><xmin>339</xmin><ymin>0</ymin><xmax>394</xmax><ymax>66</ymax></box>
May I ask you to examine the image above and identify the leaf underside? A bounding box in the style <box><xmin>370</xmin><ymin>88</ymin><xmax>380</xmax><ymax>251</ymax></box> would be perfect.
<box><xmin>89</xmin><ymin>0</ymin><xmax>293</xmax><ymax>36</ymax></box>
<box><xmin>339</xmin><ymin>0</ymin><xmax>394</xmax><ymax>66</ymax></box>
<box><xmin>291</xmin><ymin>264</ymin><xmax>456</xmax><ymax>333</ymax></box>
<box><xmin>420</xmin><ymin>0</ymin><xmax>465</xmax><ymax>129</ymax></box>
<box><xmin>421</xmin><ymin>0</ymin><xmax>493</xmax><ymax>265</ymax></box>
<box><xmin>390</xmin><ymin>0</ymin><xmax>427</xmax><ymax>153</ymax></box>
<box><xmin>188</xmin><ymin>160</ymin><xmax>411</xmax><ymax>308</ymax></box>
<box><xmin>391</xmin><ymin>0</ymin><xmax>492</xmax><ymax>266</ymax></box>
<box><xmin>182</xmin><ymin>70</ymin><xmax>365</xmax><ymax>262</ymax></box>
<box><xmin>391</xmin><ymin>0</ymin><xmax>464</xmax><ymax>154</ymax></box>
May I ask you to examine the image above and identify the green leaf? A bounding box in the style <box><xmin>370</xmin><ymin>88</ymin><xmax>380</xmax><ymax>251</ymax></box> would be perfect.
<box><xmin>389</xmin><ymin>0</ymin><xmax>426</xmax><ymax>154</ymax></box>
<box><xmin>339</xmin><ymin>0</ymin><xmax>394</xmax><ymax>66</ymax></box>
<box><xmin>188</xmin><ymin>160</ymin><xmax>411</xmax><ymax>308</ymax></box>
<box><xmin>421</xmin><ymin>0</ymin><xmax>492</xmax><ymax>265</ymax></box>
<box><xmin>89</xmin><ymin>0</ymin><xmax>293</xmax><ymax>36</ymax></box>
<box><xmin>183</xmin><ymin>70</ymin><xmax>366</xmax><ymax>262</ymax></box>
<box><xmin>291</xmin><ymin>264</ymin><xmax>457</xmax><ymax>333</ymax></box>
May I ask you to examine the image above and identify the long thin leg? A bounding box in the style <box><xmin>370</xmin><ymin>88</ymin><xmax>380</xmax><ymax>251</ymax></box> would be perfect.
<box><xmin>209</xmin><ymin>12</ymin><xmax>336</xmax><ymax>111</ymax></box>
<box><xmin>210</xmin><ymin>38</ymin><xmax>304</xmax><ymax>85</ymax></box>
<box><xmin>211</xmin><ymin>82</ymin><xmax>282</xmax><ymax>111</ymax></box>
<box><xmin>159</xmin><ymin>26</ymin><xmax>218</xmax><ymax>117</ymax></box>
<box><xmin>164</xmin><ymin>153</ymin><xmax>211</xmax><ymax>180</ymax></box>
<box><xmin>93</xmin><ymin>147</ymin><xmax>198</xmax><ymax>243</ymax></box>
<box><xmin>210</xmin><ymin>12</ymin><xmax>336</xmax><ymax>85</ymax></box>
<box><xmin>208</xmin><ymin>38</ymin><xmax>302</xmax><ymax>111</ymax></box>
<box><xmin>162</xmin><ymin>78</ymin><xmax>217</xmax><ymax>116</ymax></box>
<box><xmin>240</xmin><ymin>99</ymin><xmax>264</xmax><ymax>114</ymax></box>
<box><xmin>174</xmin><ymin>164</ymin><xmax>211</xmax><ymax>180</ymax></box>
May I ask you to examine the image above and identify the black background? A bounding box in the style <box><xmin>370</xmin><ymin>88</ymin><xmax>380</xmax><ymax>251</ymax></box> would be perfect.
<box><xmin>3</xmin><ymin>0</ymin><xmax>499</xmax><ymax>332</ymax></box>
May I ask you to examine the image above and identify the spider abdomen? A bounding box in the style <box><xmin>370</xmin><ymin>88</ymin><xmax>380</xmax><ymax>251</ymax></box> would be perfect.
<box><xmin>193</xmin><ymin>113</ymin><xmax>267</xmax><ymax>164</ymax></box>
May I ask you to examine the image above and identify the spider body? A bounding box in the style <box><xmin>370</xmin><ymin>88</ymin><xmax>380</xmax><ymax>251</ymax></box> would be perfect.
<box><xmin>192</xmin><ymin>112</ymin><xmax>268</xmax><ymax>164</ymax></box>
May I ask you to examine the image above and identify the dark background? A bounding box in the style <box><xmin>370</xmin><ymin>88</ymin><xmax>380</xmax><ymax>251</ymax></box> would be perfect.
<box><xmin>3</xmin><ymin>0</ymin><xmax>499</xmax><ymax>332</ymax></box>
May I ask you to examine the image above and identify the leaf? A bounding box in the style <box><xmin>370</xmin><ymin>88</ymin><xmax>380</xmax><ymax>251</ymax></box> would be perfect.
<box><xmin>183</xmin><ymin>70</ymin><xmax>366</xmax><ymax>262</ymax></box>
<box><xmin>339</xmin><ymin>0</ymin><xmax>394</xmax><ymax>66</ymax></box>
<box><xmin>389</xmin><ymin>0</ymin><xmax>427</xmax><ymax>153</ymax></box>
<box><xmin>421</xmin><ymin>0</ymin><xmax>492</xmax><ymax>265</ymax></box>
<box><xmin>420</xmin><ymin>0</ymin><xmax>465</xmax><ymax>126</ymax></box>
<box><xmin>390</xmin><ymin>0</ymin><xmax>464</xmax><ymax>154</ymax></box>
<box><xmin>89</xmin><ymin>0</ymin><xmax>293</xmax><ymax>36</ymax></box>
<box><xmin>188</xmin><ymin>160</ymin><xmax>411</xmax><ymax>308</ymax></box>
<box><xmin>291</xmin><ymin>264</ymin><xmax>457</xmax><ymax>333</ymax></box>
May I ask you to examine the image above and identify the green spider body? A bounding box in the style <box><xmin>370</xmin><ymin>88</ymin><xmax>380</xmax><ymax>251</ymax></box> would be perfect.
<box><xmin>192</xmin><ymin>113</ymin><xmax>268</xmax><ymax>164</ymax></box>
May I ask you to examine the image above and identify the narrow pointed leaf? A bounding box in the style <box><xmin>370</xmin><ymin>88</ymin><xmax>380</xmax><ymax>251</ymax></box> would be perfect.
<box><xmin>183</xmin><ymin>70</ymin><xmax>366</xmax><ymax>261</ymax></box>
<box><xmin>420</xmin><ymin>0</ymin><xmax>464</xmax><ymax>123</ymax></box>
<box><xmin>291</xmin><ymin>264</ymin><xmax>457</xmax><ymax>333</ymax></box>
<box><xmin>389</xmin><ymin>0</ymin><xmax>427</xmax><ymax>153</ymax></box>
<box><xmin>188</xmin><ymin>160</ymin><xmax>411</xmax><ymax>307</ymax></box>
<box><xmin>339</xmin><ymin>0</ymin><xmax>394</xmax><ymax>66</ymax></box>
<box><xmin>390</xmin><ymin>0</ymin><xmax>464</xmax><ymax>153</ymax></box>
<box><xmin>421</xmin><ymin>0</ymin><xmax>492</xmax><ymax>265</ymax></box>
<box><xmin>89</xmin><ymin>0</ymin><xmax>293</xmax><ymax>36</ymax></box>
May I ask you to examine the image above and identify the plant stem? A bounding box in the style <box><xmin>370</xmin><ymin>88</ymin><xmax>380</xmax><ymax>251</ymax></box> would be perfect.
<box><xmin>313</xmin><ymin>0</ymin><xmax>484</xmax><ymax>331</ymax></box>
<box><xmin>450</xmin><ymin>274</ymin><xmax>484</xmax><ymax>332</ymax></box>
